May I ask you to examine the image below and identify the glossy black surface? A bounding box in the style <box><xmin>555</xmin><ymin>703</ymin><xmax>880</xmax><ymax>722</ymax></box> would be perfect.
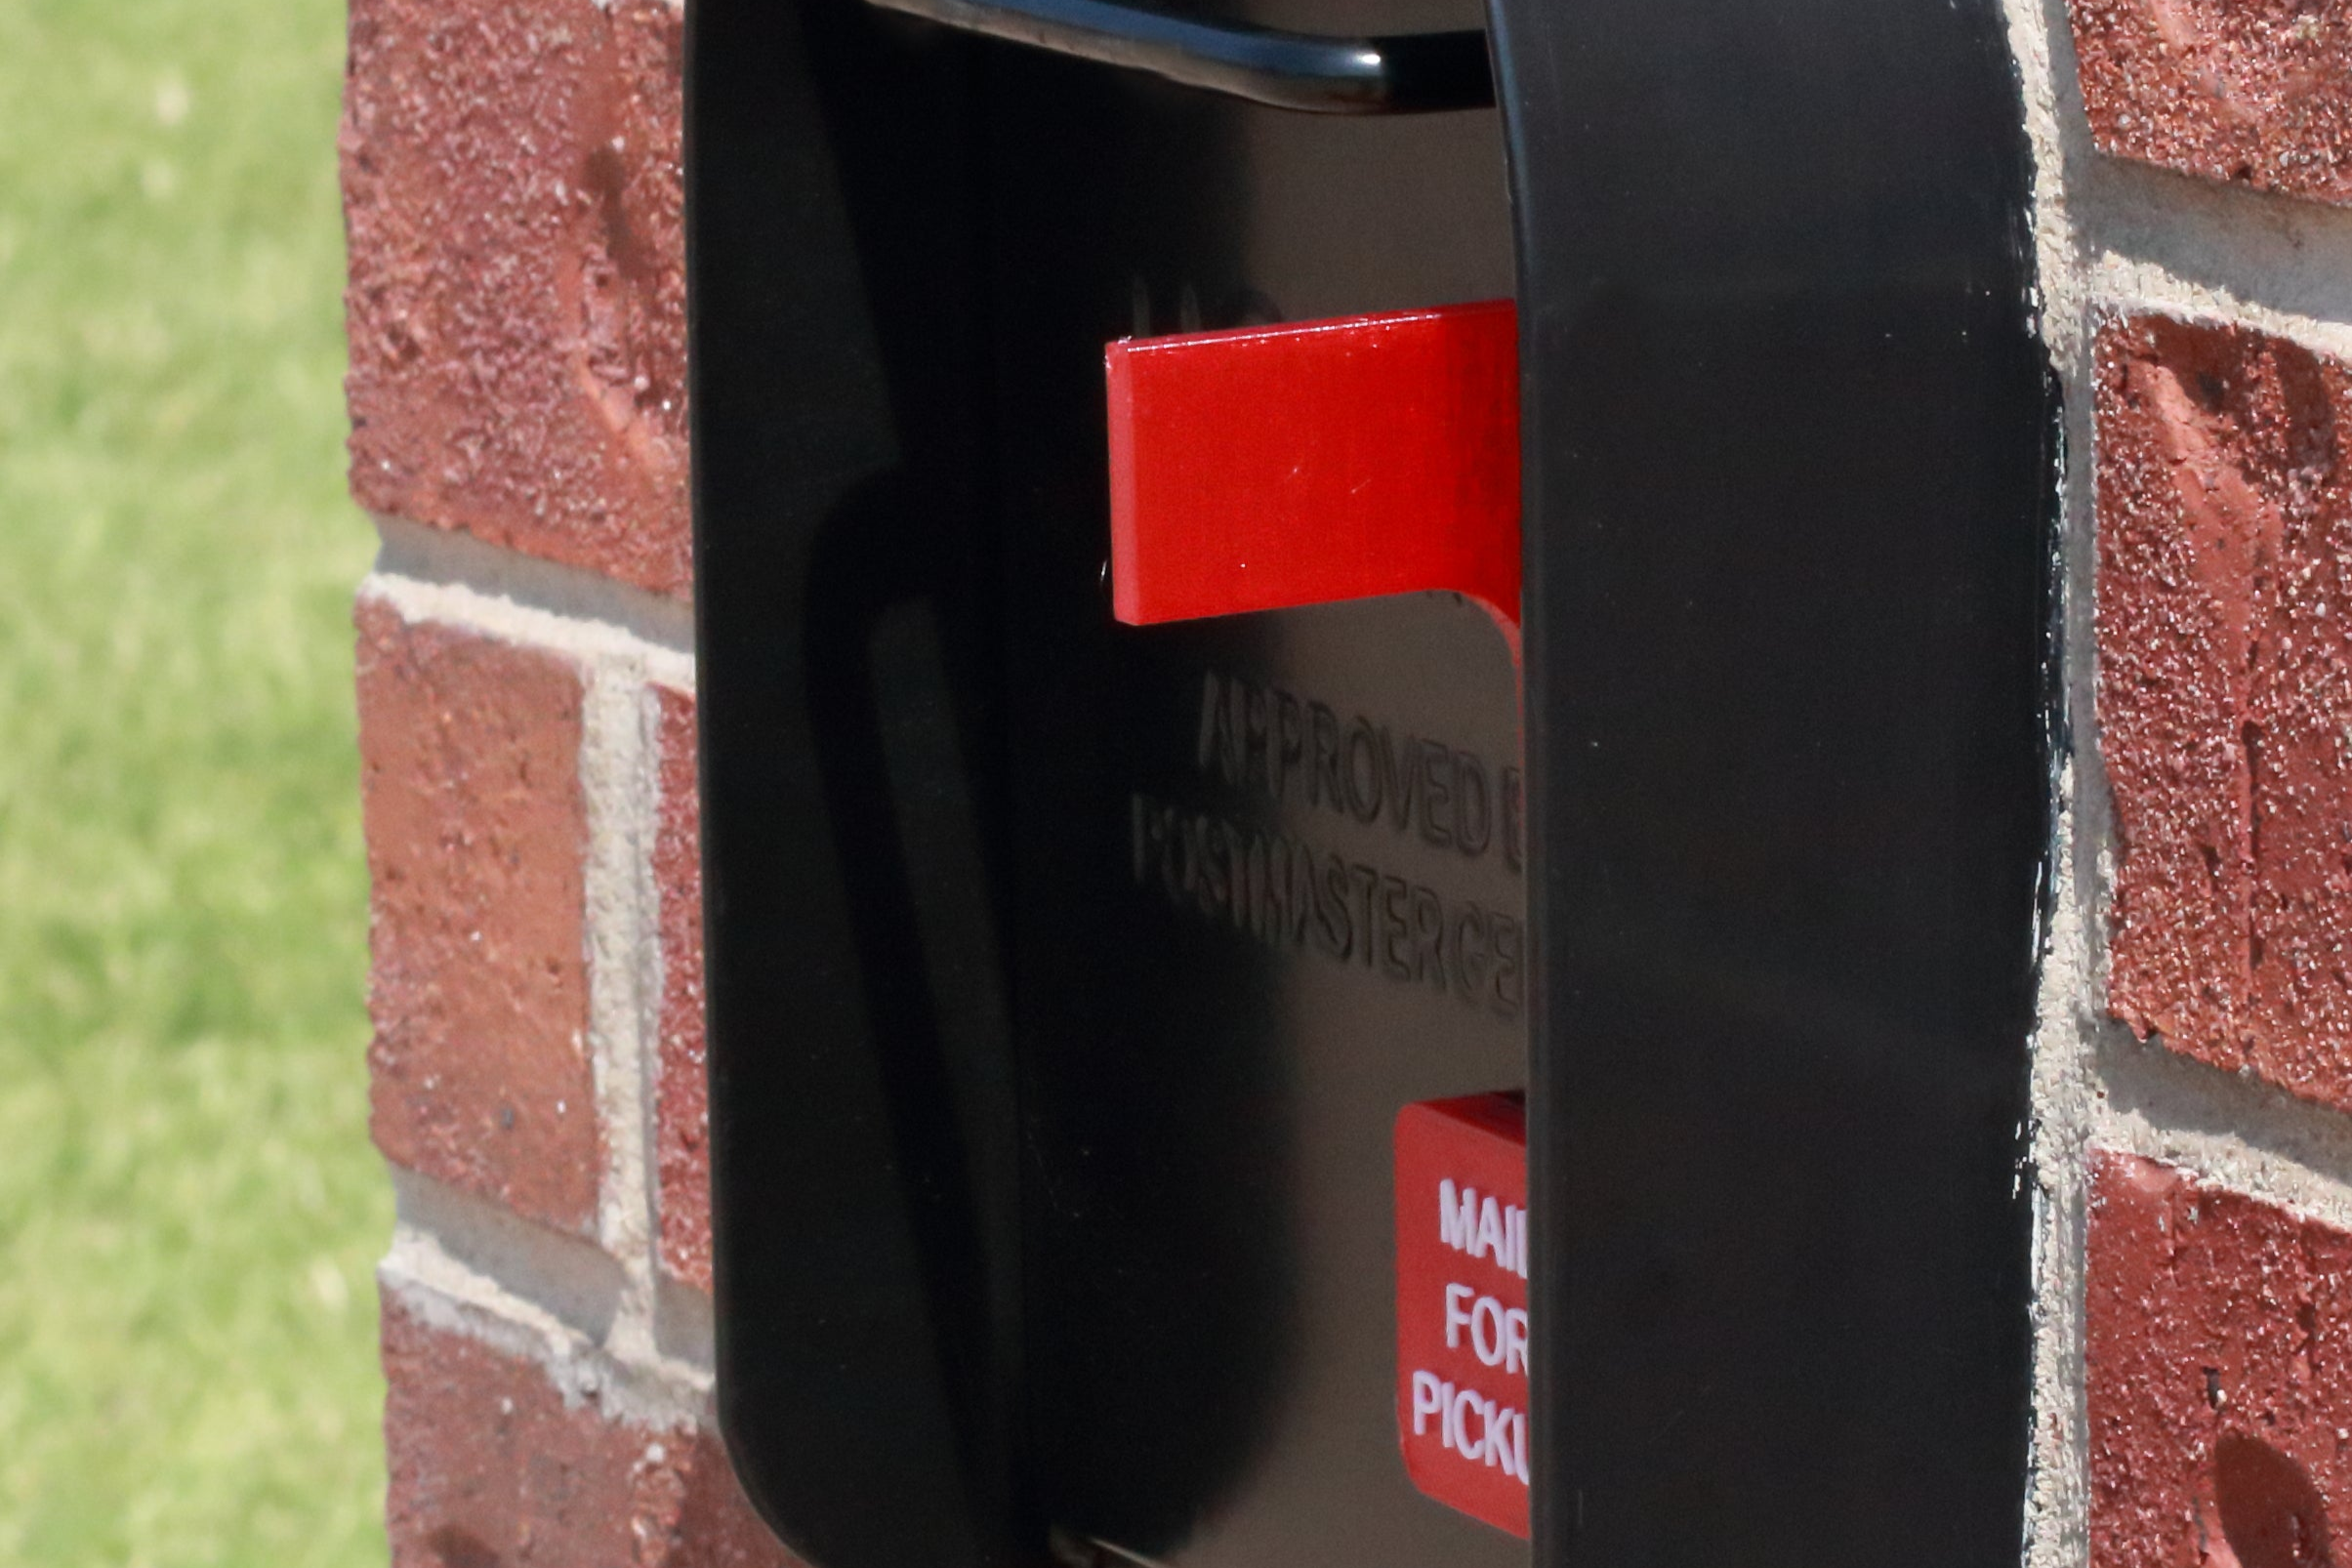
<box><xmin>689</xmin><ymin>0</ymin><xmax>1522</xmax><ymax>1564</ymax></box>
<box><xmin>689</xmin><ymin>0</ymin><xmax>2057</xmax><ymax>1560</ymax></box>
<box><xmin>863</xmin><ymin>0</ymin><xmax>1491</xmax><ymax>114</ymax></box>
<box><xmin>998</xmin><ymin>596</ymin><xmax>1525</xmax><ymax>1568</ymax></box>
<box><xmin>685</xmin><ymin>1</ymin><xmax>1014</xmax><ymax>1561</ymax></box>
<box><xmin>1495</xmin><ymin>2</ymin><xmax>2057</xmax><ymax>1565</ymax></box>
<box><xmin>980</xmin><ymin>35</ymin><xmax>1523</xmax><ymax>1565</ymax></box>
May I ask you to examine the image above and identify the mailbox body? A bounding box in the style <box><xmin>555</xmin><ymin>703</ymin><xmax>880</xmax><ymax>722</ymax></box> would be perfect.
<box><xmin>685</xmin><ymin>0</ymin><xmax>2057</xmax><ymax>1563</ymax></box>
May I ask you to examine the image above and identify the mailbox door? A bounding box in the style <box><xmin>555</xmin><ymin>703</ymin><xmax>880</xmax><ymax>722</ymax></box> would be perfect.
<box><xmin>690</xmin><ymin>0</ymin><xmax>1531</xmax><ymax>1563</ymax></box>
<box><xmin>985</xmin><ymin>24</ymin><xmax>1526</xmax><ymax>1564</ymax></box>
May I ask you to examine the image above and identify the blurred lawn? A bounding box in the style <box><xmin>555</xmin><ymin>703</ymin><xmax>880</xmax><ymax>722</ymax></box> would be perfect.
<box><xmin>0</xmin><ymin>0</ymin><xmax>388</xmax><ymax>1559</ymax></box>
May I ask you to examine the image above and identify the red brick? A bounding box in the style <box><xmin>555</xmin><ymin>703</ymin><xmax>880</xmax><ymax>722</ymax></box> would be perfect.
<box><xmin>342</xmin><ymin>0</ymin><xmax>688</xmax><ymax>595</ymax></box>
<box><xmin>359</xmin><ymin>600</ymin><xmax>599</xmax><ymax>1233</ymax></box>
<box><xmin>653</xmin><ymin>685</ymin><xmax>711</xmax><ymax>1291</ymax></box>
<box><xmin>2068</xmin><ymin>0</ymin><xmax>2352</xmax><ymax>207</ymax></box>
<box><xmin>383</xmin><ymin>1296</ymin><xmax>800</xmax><ymax>1567</ymax></box>
<box><xmin>2087</xmin><ymin>1150</ymin><xmax>2352</xmax><ymax>1568</ymax></box>
<box><xmin>2095</xmin><ymin>315</ymin><xmax>2352</xmax><ymax>1111</ymax></box>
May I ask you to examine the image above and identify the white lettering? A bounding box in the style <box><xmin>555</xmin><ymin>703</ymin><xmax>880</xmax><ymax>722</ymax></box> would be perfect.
<box><xmin>1407</xmin><ymin>1370</ymin><xmax>1531</xmax><ymax>1487</ymax></box>
<box><xmin>1410</xmin><ymin>1370</ymin><xmax>1443</xmax><ymax>1435</ymax></box>
<box><xmin>1452</xmin><ymin>1389</ymin><xmax>1487</xmax><ymax>1462</ymax></box>
<box><xmin>1477</xmin><ymin>1196</ymin><xmax>1506</xmax><ymax>1264</ymax></box>
<box><xmin>1481</xmin><ymin>1397</ymin><xmax>1508</xmax><ymax>1470</ymax></box>
<box><xmin>1439</xmin><ymin>1179</ymin><xmax>1476</xmax><ymax>1252</ymax></box>
<box><xmin>1447</xmin><ymin>1285</ymin><xmax>1528</xmax><ymax>1372</ymax></box>
<box><xmin>1444</xmin><ymin>1283</ymin><xmax>1474</xmax><ymax>1350</ymax></box>
<box><xmin>1437</xmin><ymin>1180</ymin><xmax>1530</xmax><ymax>1280</ymax></box>
<box><xmin>1471</xmin><ymin>1295</ymin><xmax>1506</xmax><ymax>1366</ymax></box>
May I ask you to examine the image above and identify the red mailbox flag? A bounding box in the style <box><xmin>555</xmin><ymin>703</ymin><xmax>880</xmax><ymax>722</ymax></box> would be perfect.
<box><xmin>1105</xmin><ymin>301</ymin><xmax>1520</xmax><ymax>640</ymax></box>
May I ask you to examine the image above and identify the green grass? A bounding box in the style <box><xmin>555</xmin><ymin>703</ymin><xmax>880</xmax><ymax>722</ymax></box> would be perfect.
<box><xmin>0</xmin><ymin>0</ymin><xmax>389</xmax><ymax>1559</ymax></box>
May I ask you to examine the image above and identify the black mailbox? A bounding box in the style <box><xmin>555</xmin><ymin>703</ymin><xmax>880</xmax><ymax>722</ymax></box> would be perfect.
<box><xmin>685</xmin><ymin>0</ymin><xmax>2059</xmax><ymax>1561</ymax></box>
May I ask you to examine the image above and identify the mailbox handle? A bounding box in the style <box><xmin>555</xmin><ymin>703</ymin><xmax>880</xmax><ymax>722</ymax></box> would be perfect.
<box><xmin>862</xmin><ymin>0</ymin><xmax>1492</xmax><ymax>113</ymax></box>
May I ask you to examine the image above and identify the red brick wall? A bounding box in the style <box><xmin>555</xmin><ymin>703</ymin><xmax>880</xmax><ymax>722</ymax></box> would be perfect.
<box><xmin>2045</xmin><ymin>0</ymin><xmax>2352</xmax><ymax>1563</ymax></box>
<box><xmin>338</xmin><ymin>0</ymin><xmax>2352</xmax><ymax>1556</ymax></box>
<box><xmin>2086</xmin><ymin>1151</ymin><xmax>2352</xmax><ymax>1568</ymax></box>
<box><xmin>341</xmin><ymin>0</ymin><xmax>790</xmax><ymax>1551</ymax></box>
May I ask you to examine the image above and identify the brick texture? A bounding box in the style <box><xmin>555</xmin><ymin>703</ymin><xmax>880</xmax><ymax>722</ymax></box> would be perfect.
<box><xmin>2069</xmin><ymin>0</ymin><xmax>2352</xmax><ymax>207</ymax></box>
<box><xmin>358</xmin><ymin>600</ymin><xmax>600</xmax><ymax>1234</ymax></box>
<box><xmin>333</xmin><ymin>0</ymin><xmax>2352</xmax><ymax>1542</ymax></box>
<box><xmin>653</xmin><ymin>686</ymin><xmax>712</xmax><ymax>1292</ymax></box>
<box><xmin>2088</xmin><ymin>1150</ymin><xmax>2352</xmax><ymax>1568</ymax></box>
<box><xmin>2095</xmin><ymin>314</ymin><xmax>2352</xmax><ymax>1112</ymax></box>
<box><xmin>342</xmin><ymin>0</ymin><xmax>689</xmax><ymax>595</ymax></box>
<box><xmin>383</xmin><ymin>1299</ymin><xmax>799</xmax><ymax>1568</ymax></box>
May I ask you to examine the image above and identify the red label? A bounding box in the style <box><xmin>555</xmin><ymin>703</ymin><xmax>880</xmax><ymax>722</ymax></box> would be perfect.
<box><xmin>1393</xmin><ymin>1093</ymin><xmax>1530</xmax><ymax>1538</ymax></box>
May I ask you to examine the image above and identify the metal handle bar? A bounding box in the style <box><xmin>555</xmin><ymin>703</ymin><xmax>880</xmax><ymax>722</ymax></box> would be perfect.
<box><xmin>864</xmin><ymin>0</ymin><xmax>1493</xmax><ymax>113</ymax></box>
